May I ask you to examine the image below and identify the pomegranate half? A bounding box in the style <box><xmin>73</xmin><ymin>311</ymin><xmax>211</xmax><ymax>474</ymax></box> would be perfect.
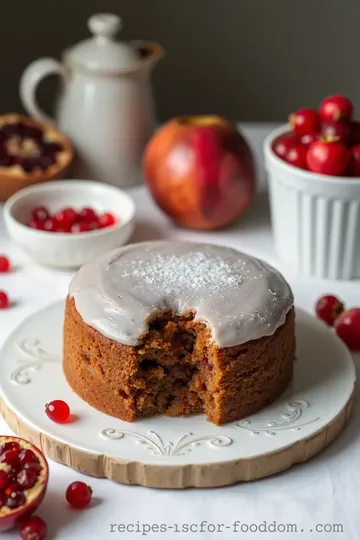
<box><xmin>0</xmin><ymin>436</ymin><xmax>49</xmax><ymax>532</ymax></box>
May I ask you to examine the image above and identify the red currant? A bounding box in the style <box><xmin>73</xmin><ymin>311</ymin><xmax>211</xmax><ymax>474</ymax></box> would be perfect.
<box><xmin>0</xmin><ymin>256</ymin><xmax>10</xmax><ymax>273</ymax></box>
<box><xmin>0</xmin><ymin>470</ymin><xmax>9</xmax><ymax>489</ymax></box>
<box><xmin>285</xmin><ymin>144</ymin><xmax>307</xmax><ymax>169</ymax></box>
<box><xmin>320</xmin><ymin>95</ymin><xmax>353</xmax><ymax>122</ymax></box>
<box><xmin>99</xmin><ymin>212</ymin><xmax>117</xmax><ymax>228</ymax></box>
<box><xmin>45</xmin><ymin>400</ymin><xmax>70</xmax><ymax>423</ymax></box>
<box><xmin>315</xmin><ymin>295</ymin><xmax>344</xmax><ymax>326</ymax></box>
<box><xmin>78</xmin><ymin>207</ymin><xmax>97</xmax><ymax>222</ymax></box>
<box><xmin>66</xmin><ymin>481</ymin><xmax>93</xmax><ymax>509</ymax></box>
<box><xmin>20</xmin><ymin>515</ymin><xmax>47</xmax><ymax>540</ymax></box>
<box><xmin>0</xmin><ymin>291</ymin><xmax>10</xmax><ymax>309</ymax></box>
<box><xmin>334</xmin><ymin>308</ymin><xmax>360</xmax><ymax>351</ymax></box>
<box><xmin>290</xmin><ymin>108</ymin><xmax>321</xmax><ymax>136</ymax></box>
<box><xmin>321</xmin><ymin>120</ymin><xmax>351</xmax><ymax>144</ymax></box>
<box><xmin>273</xmin><ymin>134</ymin><xmax>298</xmax><ymax>158</ymax></box>
<box><xmin>31</xmin><ymin>206</ymin><xmax>50</xmax><ymax>223</ymax></box>
<box><xmin>56</xmin><ymin>207</ymin><xmax>77</xmax><ymax>227</ymax></box>
<box><xmin>306</xmin><ymin>140</ymin><xmax>350</xmax><ymax>176</ymax></box>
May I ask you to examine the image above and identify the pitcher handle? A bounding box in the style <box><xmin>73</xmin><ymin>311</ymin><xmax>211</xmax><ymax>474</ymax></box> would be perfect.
<box><xmin>19</xmin><ymin>58</ymin><xmax>66</xmax><ymax>125</ymax></box>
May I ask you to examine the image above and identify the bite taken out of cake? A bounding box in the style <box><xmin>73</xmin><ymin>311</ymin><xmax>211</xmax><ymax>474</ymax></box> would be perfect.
<box><xmin>63</xmin><ymin>241</ymin><xmax>295</xmax><ymax>426</ymax></box>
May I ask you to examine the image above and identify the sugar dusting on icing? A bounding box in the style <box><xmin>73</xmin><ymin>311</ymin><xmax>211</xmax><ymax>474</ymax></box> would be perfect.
<box><xmin>69</xmin><ymin>241</ymin><xmax>294</xmax><ymax>348</ymax></box>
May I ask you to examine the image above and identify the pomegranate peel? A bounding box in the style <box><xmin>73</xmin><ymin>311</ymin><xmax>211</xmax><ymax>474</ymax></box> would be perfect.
<box><xmin>0</xmin><ymin>436</ymin><xmax>48</xmax><ymax>532</ymax></box>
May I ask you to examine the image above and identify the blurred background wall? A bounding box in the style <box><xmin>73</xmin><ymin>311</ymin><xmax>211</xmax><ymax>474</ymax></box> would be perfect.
<box><xmin>4</xmin><ymin>0</ymin><xmax>360</xmax><ymax>122</ymax></box>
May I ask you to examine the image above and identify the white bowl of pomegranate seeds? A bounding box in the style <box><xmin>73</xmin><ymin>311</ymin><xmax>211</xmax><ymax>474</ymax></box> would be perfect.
<box><xmin>3</xmin><ymin>180</ymin><xmax>135</xmax><ymax>268</ymax></box>
<box><xmin>264</xmin><ymin>94</ymin><xmax>360</xmax><ymax>280</ymax></box>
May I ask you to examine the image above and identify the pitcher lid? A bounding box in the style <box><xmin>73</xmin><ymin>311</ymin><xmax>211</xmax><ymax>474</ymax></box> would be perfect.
<box><xmin>66</xmin><ymin>13</ymin><xmax>140</xmax><ymax>71</ymax></box>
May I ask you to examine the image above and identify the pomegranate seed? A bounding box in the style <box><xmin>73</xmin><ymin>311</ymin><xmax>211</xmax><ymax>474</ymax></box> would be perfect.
<box><xmin>0</xmin><ymin>255</ymin><xmax>10</xmax><ymax>273</ymax></box>
<box><xmin>290</xmin><ymin>108</ymin><xmax>321</xmax><ymax>136</ymax></box>
<box><xmin>18</xmin><ymin>449</ymin><xmax>39</xmax><ymax>467</ymax></box>
<box><xmin>45</xmin><ymin>400</ymin><xmax>70</xmax><ymax>423</ymax></box>
<box><xmin>0</xmin><ymin>470</ymin><xmax>9</xmax><ymax>489</ymax></box>
<box><xmin>334</xmin><ymin>308</ymin><xmax>360</xmax><ymax>351</ymax></box>
<box><xmin>5</xmin><ymin>482</ymin><xmax>21</xmax><ymax>495</ymax></box>
<box><xmin>285</xmin><ymin>144</ymin><xmax>308</xmax><ymax>169</ymax></box>
<box><xmin>99</xmin><ymin>212</ymin><xmax>117</xmax><ymax>228</ymax></box>
<box><xmin>27</xmin><ymin>219</ymin><xmax>46</xmax><ymax>231</ymax></box>
<box><xmin>31</xmin><ymin>206</ymin><xmax>50</xmax><ymax>223</ymax></box>
<box><xmin>0</xmin><ymin>449</ymin><xmax>18</xmax><ymax>466</ymax></box>
<box><xmin>315</xmin><ymin>295</ymin><xmax>344</xmax><ymax>326</ymax></box>
<box><xmin>6</xmin><ymin>490</ymin><xmax>25</xmax><ymax>509</ymax></box>
<box><xmin>78</xmin><ymin>207</ymin><xmax>97</xmax><ymax>222</ymax></box>
<box><xmin>17</xmin><ymin>468</ymin><xmax>38</xmax><ymax>489</ymax></box>
<box><xmin>66</xmin><ymin>481</ymin><xmax>93</xmax><ymax>509</ymax></box>
<box><xmin>43</xmin><ymin>218</ymin><xmax>56</xmax><ymax>232</ymax></box>
<box><xmin>0</xmin><ymin>492</ymin><xmax>6</xmax><ymax>508</ymax></box>
<box><xmin>0</xmin><ymin>441</ymin><xmax>21</xmax><ymax>454</ymax></box>
<box><xmin>0</xmin><ymin>290</ymin><xmax>10</xmax><ymax>309</ymax></box>
<box><xmin>71</xmin><ymin>222</ymin><xmax>91</xmax><ymax>233</ymax></box>
<box><xmin>321</xmin><ymin>120</ymin><xmax>351</xmax><ymax>144</ymax></box>
<box><xmin>273</xmin><ymin>134</ymin><xmax>298</xmax><ymax>159</ymax></box>
<box><xmin>56</xmin><ymin>207</ymin><xmax>77</xmax><ymax>227</ymax></box>
<box><xmin>306</xmin><ymin>140</ymin><xmax>350</xmax><ymax>176</ymax></box>
<box><xmin>20</xmin><ymin>515</ymin><xmax>47</xmax><ymax>540</ymax></box>
<box><xmin>23</xmin><ymin>462</ymin><xmax>42</xmax><ymax>476</ymax></box>
<box><xmin>320</xmin><ymin>95</ymin><xmax>353</xmax><ymax>122</ymax></box>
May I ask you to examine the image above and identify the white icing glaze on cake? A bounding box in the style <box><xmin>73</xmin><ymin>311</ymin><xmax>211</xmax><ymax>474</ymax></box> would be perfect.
<box><xmin>69</xmin><ymin>241</ymin><xmax>294</xmax><ymax>348</ymax></box>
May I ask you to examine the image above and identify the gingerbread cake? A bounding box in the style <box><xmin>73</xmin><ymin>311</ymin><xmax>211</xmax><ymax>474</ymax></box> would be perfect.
<box><xmin>63</xmin><ymin>241</ymin><xmax>295</xmax><ymax>425</ymax></box>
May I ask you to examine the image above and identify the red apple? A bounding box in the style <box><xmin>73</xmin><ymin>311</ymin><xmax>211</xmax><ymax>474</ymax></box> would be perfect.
<box><xmin>143</xmin><ymin>115</ymin><xmax>256</xmax><ymax>230</ymax></box>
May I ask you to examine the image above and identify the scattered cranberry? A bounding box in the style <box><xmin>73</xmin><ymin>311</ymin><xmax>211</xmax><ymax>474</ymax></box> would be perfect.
<box><xmin>334</xmin><ymin>308</ymin><xmax>360</xmax><ymax>351</ymax></box>
<box><xmin>99</xmin><ymin>212</ymin><xmax>117</xmax><ymax>228</ymax></box>
<box><xmin>290</xmin><ymin>108</ymin><xmax>321</xmax><ymax>136</ymax></box>
<box><xmin>66</xmin><ymin>481</ymin><xmax>93</xmax><ymax>509</ymax></box>
<box><xmin>31</xmin><ymin>206</ymin><xmax>50</xmax><ymax>223</ymax></box>
<box><xmin>273</xmin><ymin>134</ymin><xmax>298</xmax><ymax>158</ymax></box>
<box><xmin>0</xmin><ymin>255</ymin><xmax>10</xmax><ymax>273</ymax></box>
<box><xmin>315</xmin><ymin>295</ymin><xmax>344</xmax><ymax>326</ymax></box>
<box><xmin>346</xmin><ymin>144</ymin><xmax>360</xmax><ymax>177</ymax></box>
<box><xmin>306</xmin><ymin>139</ymin><xmax>350</xmax><ymax>175</ymax></box>
<box><xmin>285</xmin><ymin>144</ymin><xmax>307</xmax><ymax>169</ymax></box>
<box><xmin>321</xmin><ymin>120</ymin><xmax>351</xmax><ymax>144</ymax></box>
<box><xmin>300</xmin><ymin>133</ymin><xmax>319</xmax><ymax>146</ymax></box>
<box><xmin>20</xmin><ymin>515</ymin><xmax>47</xmax><ymax>540</ymax></box>
<box><xmin>320</xmin><ymin>95</ymin><xmax>353</xmax><ymax>122</ymax></box>
<box><xmin>45</xmin><ymin>400</ymin><xmax>70</xmax><ymax>423</ymax></box>
<box><xmin>0</xmin><ymin>291</ymin><xmax>10</xmax><ymax>309</ymax></box>
<box><xmin>0</xmin><ymin>471</ymin><xmax>9</xmax><ymax>490</ymax></box>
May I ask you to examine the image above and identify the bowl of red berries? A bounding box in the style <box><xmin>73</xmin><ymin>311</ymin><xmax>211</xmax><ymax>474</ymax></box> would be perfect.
<box><xmin>264</xmin><ymin>94</ymin><xmax>360</xmax><ymax>280</ymax></box>
<box><xmin>3</xmin><ymin>180</ymin><xmax>135</xmax><ymax>268</ymax></box>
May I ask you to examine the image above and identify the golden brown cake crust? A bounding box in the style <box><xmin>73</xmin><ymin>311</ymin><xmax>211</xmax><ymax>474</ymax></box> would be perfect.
<box><xmin>63</xmin><ymin>297</ymin><xmax>295</xmax><ymax>426</ymax></box>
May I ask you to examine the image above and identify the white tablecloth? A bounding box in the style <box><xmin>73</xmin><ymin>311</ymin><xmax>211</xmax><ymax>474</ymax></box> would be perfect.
<box><xmin>0</xmin><ymin>124</ymin><xmax>359</xmax><ymax>539</ymax></box>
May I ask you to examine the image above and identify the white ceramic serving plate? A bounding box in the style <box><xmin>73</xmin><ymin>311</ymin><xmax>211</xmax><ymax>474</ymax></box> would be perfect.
<box><xmin>3</xmin><ymin>180</ymin><xmax>135</xmax><ymax>269</ymax></box>
<box><xmin>264</xmin><ymin>125</ymin><xmax>360</xmax><ymax>280</ymax></box>
<box><xmin>0</xmin><ymin>301</ymin><xmax>355</xmax><ymax>488</ymax></box>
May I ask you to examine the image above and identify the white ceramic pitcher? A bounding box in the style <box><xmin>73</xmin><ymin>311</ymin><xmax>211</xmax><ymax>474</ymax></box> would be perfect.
<box><xmin>20</xmin><ymin>13</ymin><xmax>163</xmax><ymax>187</ymax></box>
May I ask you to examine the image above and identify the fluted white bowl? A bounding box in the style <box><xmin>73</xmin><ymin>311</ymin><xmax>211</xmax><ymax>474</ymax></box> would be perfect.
<box><xmin>264</xmin><ymin>125</ymin><xmax>360</xmax><ymax>280</ymax></box>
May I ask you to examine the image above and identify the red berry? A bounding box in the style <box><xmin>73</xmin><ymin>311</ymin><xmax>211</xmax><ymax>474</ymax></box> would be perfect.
<box><xmin>66</xmin><ymin>481</ymin><xmax>93</xmax><ymax>509</ymax></box>
<box><xmin>0</xmin><ymin>255</ymin><xmax>10</xmax><ymax>273</ymax></box>
<box><xmin>315</xmin><ymin>295</ymin><xmax>344</xmax><ymax>326</ymax></box>
<box><xmin>290</xmin><ymin>108</ymin><xmax>321</xmax><ymax>136</ymax></box>
<box><xmin>306</xmin><ymin>140</ymin><xmax>350</xmax><ymax>176</ymax></box>
<box><xmin>56</xmin><ymin>207</ymin><xmax>77</xmax><ymax>227</ymax></box>
<box><xmin>346</xmin><ymin>144</ymin><xmax>360</xmax><ymax>177</ymax></box>
<box><xmin>78</xmin><ymin>207</ymin><xmax>97</xmax><ymax>222</ymax></box>
<box><xmin>20</xmin><ymin>515</ymin><xmax>47</xmax><ymax>540</ymax></box>
<box><xmin>71</xmin><ymin>222</ymin><xmax>91</xmax><ymax>233</ymax></box>
<box><xmin>285</xmin><ymin>143</ymin><xmax>308</xmax><ymax>169</ymax></box>
<box><xmin>0</xmin><ymin>470</ymin><xmax>9</xmax><ymax>489</ymax></box>
<box><xmin>300</xmin><ymin>133</ymin><xmax>319</xmax><ymax>146</ymax></box>
<box><xmin>350</xmin><ymin>121</ymin><xmax>360</xmax><ymax>145</ymax></box>
<box><xmin>88</xmin><ymin>221</ymin><xmax>100</xmax><ymax>231</ymax></box>
<box><xmin>45</xmin><ymin>400</ymin><xmax>70</xmax><ymax>423</ymax></box>
<box><xmin>99</xmin><ymin>212</ymin><xmax>117</xmax><ymax>228</ymax></box>
<box><xmin>320</xmin><ymin>95</ymin><xmax>353</xmax><ymax>122</ymax></box>
<box><xmin>27</xmin><ymin>219</ymin><xmax>46</xmax><ymax>231</ymax></box>
<box><xmin>273</xmin><ymin>134</ymin><xmax>298</xmax><ymax>158</ymax></box>
<box><xmin>0</xmin><ymin>291</ymin><xmax>10</xmax><ymax>309</ymax></box>
<box><xmin>43</xmin><ymin>218</ymin><xmax>57</xmax><ymax>232</ymax></box>
<box><xmin>334</xmin><ymin>308</ymin><xmax>360</xmax><ymax>351</ymax></box>
<box><xmin>321</xmin><ymin>120</ymin><xmax>351</xmax><ymax>144</ymax></box>
<box><xmin>31</xmin><ymin>206</ymin><xmax>50</xmax><ymax>223</ymax></box>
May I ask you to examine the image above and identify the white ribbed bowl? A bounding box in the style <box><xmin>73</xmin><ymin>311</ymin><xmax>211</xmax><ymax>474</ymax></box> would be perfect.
<box><xmin>264</xmin><ymin>125</ymin><xmax>360</xmax><ymax>280</ymax></box>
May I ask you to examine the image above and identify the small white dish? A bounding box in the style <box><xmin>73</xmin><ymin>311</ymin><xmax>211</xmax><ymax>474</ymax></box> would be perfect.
<box><xmin>3</xmin><ymin>180</ymin><xmax>135</xmax><ymax>269</ymax></box>
<box><xmin>264</xmin><ymin>125</ymin><xmax>360</xmax><ymax>280</ymax></box>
